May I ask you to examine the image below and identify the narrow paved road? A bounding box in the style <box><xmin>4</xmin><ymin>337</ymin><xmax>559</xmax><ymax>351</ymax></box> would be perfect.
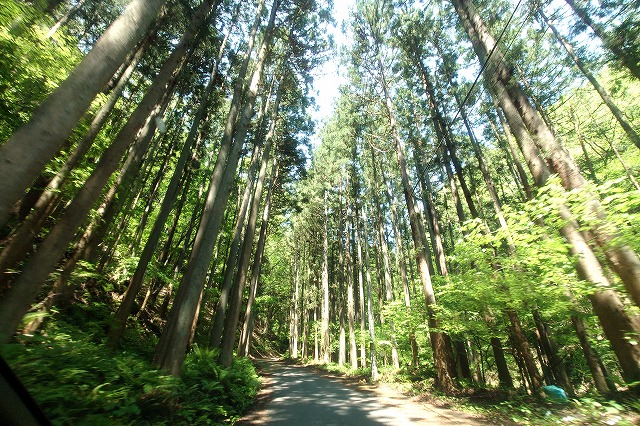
<box><xmin>238</xmin><ymin>359</ymin><xmax>488</xmax><ymax>425</ymax></box>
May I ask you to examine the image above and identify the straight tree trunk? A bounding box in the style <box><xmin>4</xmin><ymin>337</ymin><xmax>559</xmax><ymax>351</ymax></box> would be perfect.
<box><xmin>376</xmin><ymin>56</ymin><xmax>456</xmax><ymax>392</ymax></box>
<box><xmin>0</xmin><ymin>5</ymin><xmax>216</xmax><ymax>340</ymax></box>
<box><xmin>379</xmin><ymin>163</ymin><xmax>419</xmax><ymax>367</ymax></box>
<box><xmin>452</xmin><ymin>0</ymin><xmax>640</xmax><ymax>384</ymax></box>
<box><xmin>564</xmin><ymin>0</ymin><xmax>640</xmax><ymax>81</ymax></box>
<box><xmin>345</xmin><ymin>203</ymin><xmax>359</xmax><ymax>369</ymax></box>
<box><xmin>0</xmin><ymin>0</ymin><xmax>166</xmax><ymax>226</ymax></box>
<box><xmin>354</xmin><ymin>202</ymin><xmax>368</xmax><ymax>369</ymax></box>
<box><xmin>321</xmin><ymin>190</ymin><xmax>331</xmax><ymax>364</ymax></box>
<box><xmin>506</xmin><ymin>309</ymin><xmax>543</xmax><ymax>392</ymax></box>
<box><xmin>491</xmin><ymin>106</ymin><xmax>533</xmax><ymax>200</ymax></box>
<box><xmin>0</xmin><ymin>21</ymin><xmax>152</xmax><ymax>287</ymax></box>
<box><xmin>490</xmin><ymin>337</ymin><xmax>514</xmax><ymax>388</ymax></box>
<box><xmin>209</xmin><ymin>79</ymin><xmax>278</xmax><ymax>349</ymax></box>
<box><xmin>533</xmin><ymin>310</ymin><xmax>575</xmax><ymax>395</ymax></box>
<box><xmin>413</xmin><ymin>58</ymin><xmax>478</xmax><ymax>220</ymax></box>
<box><xmin>412</xmin><ymin>140</ymin><xmax>448</xmax><ymax>275</ymax></box>
<box><xmin>46</xmin><ymin>0</ymin><xmax>86</xmax><ymax>38</ymax></box>
<box><xmin>570</xmin><ymin>107</ymin><xmax>599</xmax><ymax>183</ymax></box>
<box><xmin>360</xmin><ymin>205</ymin><xmax>379</xmax><ymax>381</ymax></box>
<box><xmin>452</xmin><ymin>0</ymin><xmax>640</xmax><ymax>308</ymax></box>
<box><xmin>570</xmin><ymin>313</ymin><xmax>616</xmax><ymax>393</ymax></box>
<box><xmin>369</xmin><ymin>148</ymin><xmax>400</xmax><ymax>369</ymax></box>
<box><xmin>106</xmin><ymin>48</ymin><xmax>227</xmax><ymax>347</ymax></box>
<box><xmin>218</xmin><ymin>63</ymin><xmax>283</xmax><ymax>369</ymax></box>
<box><xmin>540</xmin><ymin>10</ymin><xmax>640</xmax><ymax>150</ymax></box>
<box><xmin>290</xmin><ymin>243</ymin><xmax>301</xmax><ymax>358</ymax></box>
<box><xmin>238</xmin><ymin>162</ymin><xmax>278</xmax><ymax>357</ymax></box>
<box><xmin>222</xmin><ymin>97</ymin><xmax>281</xmax><ymax>361</ymax></box>
<box><xmin>154</xmin><ymin>0</ymin><xmax>276</xmax><ymax>375</ymax></box>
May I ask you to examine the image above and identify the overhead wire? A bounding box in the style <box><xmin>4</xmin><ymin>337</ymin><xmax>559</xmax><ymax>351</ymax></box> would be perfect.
<box><xmin>449</xmin><ymin>0</ymin><xmax>527</xmax><ymax>125</ymax></box>
<box><xmin>414</xmin><ymin>0</ymin><xmax>535</xmax><ymax>200</ymax></box>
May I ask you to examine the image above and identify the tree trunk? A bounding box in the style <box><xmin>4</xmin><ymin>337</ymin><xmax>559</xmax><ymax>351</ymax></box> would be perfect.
<box><xmin>413</xmin><ymin>58</ymin><xmax>479</xmax><ymax>220</ymax></box>
<box><xmin>320</xmin><ymin>190</ymin><xmax>331</xmax><ymax>364</ymax></box>
<box><xmin>570</xmin><ymin>313</ymin><xmax>616</xmax><ymax>393</ymax></box>
<box><xmin>290</xmin><ymin>242</ymin><xmax>301</xmax><ymax>359</ymax></box>
<box><xmin>154</xmin><ymin>0</ymin><xmax>276</xmax><ymax>375</ymax></box>
<box><xmin>506</xmin><ymin>310</ymin><xmax>543</xmax><ymax>392</ymax></box>
<box><xmin>452</xmin><ymin>0</ymin><xmax>640</xmax><ymax>384</ymax></box>
<box><xmin>345</xmin><ymin>204</ymin><xmax>359</xmax><ymax>369</ymax></box>
<box><xmin>490</xmin><ymin>107</ymin><xmax>533</xmax><ymax>200</ymax></box>
<box><xmin>360</xmin><ymin>205</ymin><xmax>379</xmax><ymax>381</ymax></box>
<box><xmin>354</xmin><ymin>201</ymin><xmax>367</xmax><ymax>369</ymax></box>
<box><xmin>46</xmin><ymin>0</ymin><xmax>87</xmax><ymax>38</ymax></box>
<box><xmin>570</xmin><ymin>106</ymin><xmax>598</xmax><ymax>183</ymax></box>
<box><xmin>238</xmin><ymin>163</ymin><xmax>277</xmax><ymax>357</ymax></box>
<box><xmin>106</xmin><ymin>50</ymin><xmax>225</xmax><ymax>347</ymax></box>
<box><xmin>209</xmin><ymin>78</ymin><xmax>278</xmax><ymax>349</ymax></box>
<box><xmin>412</xmin><ymin>140</ymin><xmax>448</xmax><ymax>275</ymax></box>
<box><xmin>0</xmin><ymin>13</ymin><xmax>213</xmax><ymax>340</ymax></box>
<box><xmin>0</xmin><ymin>0</ymin><xmax>166</xmax><ymax>227</ymax></box>
<box><xmin>540</xmin><ymin>10</ymin><xmax>640</xmax><ymax>150</ymax></box>
<box><xmin>0</xmin><ymin>21</ymin><xmax>152</xmax><ymax>287</ymax></box>
<box><xmin>491</xmin><ymin>337</ymin><xmax>513</xmax><ymax>388</ymax></box>
<box><xmin>380</xmin><ymin>162</ymin><xmax>419</xmax><ymax>367</ymax></box>
<box><xmin>375</xmin><ymin>55</ymin><xmax>455</xmax><ymax>391</ymax></box>
<box><xmin>564</xmin><ymin>0</ymin><xmax>640</xmax><ymax>81</ymax></box>
<box><xmin>369</xmin><ymin>149</ymin><xmax>400</xmax><ymax>369</ymax></box>
<box><xmin>532</xmin><ymin>310</ymin><xmax>575</xmax><ymax>396</ymax></box>
<box><xmin>452</xmin><ymin>0</ymin><xmax>640</xmax><ymax>308</ymax></box>
<box><xmin>218</xmin><ymin>69</ymin><xmax>283</xmax><ymax>369</ymax></box>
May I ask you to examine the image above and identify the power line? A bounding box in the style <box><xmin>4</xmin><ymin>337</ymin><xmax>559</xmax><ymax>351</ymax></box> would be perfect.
<box><xmin>450</xmin><ymin>0</ymin><xmax>526</xmax><ymax>124</ymax></box>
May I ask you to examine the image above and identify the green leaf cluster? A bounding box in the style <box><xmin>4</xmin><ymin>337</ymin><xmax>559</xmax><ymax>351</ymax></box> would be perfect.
<box><xmin>0</xmin><ymin>320</ymin><xmax>260</xmax><ymax>425</ymax></box>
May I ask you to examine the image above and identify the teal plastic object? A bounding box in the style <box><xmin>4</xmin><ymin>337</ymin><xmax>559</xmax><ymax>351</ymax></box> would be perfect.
<box><xmin>542</xmin><ymin>385</ymin><xmax>568</xmax><ymax>401</ymax></box>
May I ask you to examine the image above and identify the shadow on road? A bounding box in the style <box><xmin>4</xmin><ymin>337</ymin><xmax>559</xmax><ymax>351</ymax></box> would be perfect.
<box><xmin>238</xmin><ymin>359</ymin><xmax>484</xmax><ymax>425</ymax></box>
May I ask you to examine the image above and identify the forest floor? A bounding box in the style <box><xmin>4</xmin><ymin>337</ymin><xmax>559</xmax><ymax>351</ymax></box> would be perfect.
<box><xmin>237</xmin><ymin>358</ymin><xmax>493</xmax><ymax>425</ymax></box>
<box><xmin>238</xmin><ymin>358</ymin><xmax>639</xmax><ymax>425</ymax></box>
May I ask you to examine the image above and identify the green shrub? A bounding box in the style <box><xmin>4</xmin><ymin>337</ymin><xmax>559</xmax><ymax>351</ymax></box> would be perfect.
<box><xmin>0</xmin><ymin>322</ymin><xmax>260</xmax><ymax>425</ymax></box>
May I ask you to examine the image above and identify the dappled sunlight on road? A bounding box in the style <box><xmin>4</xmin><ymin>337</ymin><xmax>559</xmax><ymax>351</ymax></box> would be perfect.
<box><xmin>238</xmin><ymin>360</ymin><xmax>486</xmax><ymax>425</ymax></box>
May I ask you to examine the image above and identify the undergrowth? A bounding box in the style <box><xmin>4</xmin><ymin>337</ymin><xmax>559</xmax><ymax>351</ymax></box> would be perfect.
<box><xmin>291</xmin><ymin>358</ymin><xmax>640</xmax><ymax>425</ymax></box>
<box><xmin>0</xmin><ymin>320</ymin><xmax>260</xmax><ymax>425</ymax></box>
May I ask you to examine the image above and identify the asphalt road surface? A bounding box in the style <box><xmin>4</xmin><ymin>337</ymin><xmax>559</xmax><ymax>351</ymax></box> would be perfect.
<box><xmin>237</xmin><ymin>359</ymin><xmax>487</xmax><ymax>425</ymax></box>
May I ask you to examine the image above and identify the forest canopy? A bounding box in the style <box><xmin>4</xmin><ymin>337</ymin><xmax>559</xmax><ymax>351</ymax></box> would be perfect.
<box><xmin>0</xmin><ymin>0</ymin><xmax>639</xmax><ymax>424</ymax></box>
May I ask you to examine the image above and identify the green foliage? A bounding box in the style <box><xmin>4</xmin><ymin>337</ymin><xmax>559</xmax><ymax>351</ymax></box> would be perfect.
<box><xmin>460</xmin><ymin>393</ymin><xmax>639</xmax><ymax>425</ymax></box>
<box><xmin>179</xmin><ymin>347</ymin><xmax>260</xmax><ymax>424</ymax></box>
<box><xmin>0</xmin><ymin>321</ymin><xmax>260</xmax><ymax>425</ymax></box>
<box><xmin>0</xmin><ymin>0</ymin><xmax>82</xmax><ymax>140</ymax></box>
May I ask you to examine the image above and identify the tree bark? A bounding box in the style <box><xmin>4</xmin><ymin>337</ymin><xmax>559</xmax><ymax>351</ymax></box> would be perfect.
<box><xmin>345</xmin><ymin>202</ymin><xmax>359</xmax><ymax>369</ymax></box>
<box><xmin>564</xmin><ymin>0</ymin><xmax>640</xmax><ymax>81</ymax></box>
<box><xmin>154</xmin><ymin>0</ymin><xmax>276</xmax><ymax>375</ymax></box>
<box><xmin>369</xmin><ymin>148</ymin><xmax>400</xmax><ymax>369</ymax></box>
<box><xmin>452</xmin><ymin>0</ymin><xmax>640</xmax><ymax>384</ymax></box>
<box><xmin>0</xmin><ymin>8</ymin><xmax>213</xmax><ymax>340</ymax></box>
<box><xmin>377</xmin><ymin>59</ymin><xmax>456</xmax><ymax>392</ymax></box>
<box><xmin>106</xmin><ymin>49</ymin><xmax>226</xmax><ymax>347</ymax></box>
<box><xmin>46</xmin><ymin>0</ymin><xmax>86</xmax><ymax>38</ymax></box>
<box><xmin>540</xmin><ymin>10</ymin><xmax>640</xmax><ymax>150</ymax></box>
<box><xmin>360</xmin><ymin>205</ymin><xmax>379</xmax><ymax>381</ymax></box>
<box><xmin>209</xmin><ymin>77</ymin><xmax>277</xmax><ymax>349</ymax></box>
<box><xmin>239</xmin><ymin>161</ymin><xmax>278</xmax><ymax>357</ymax></box>
<box><xmin>0</xmin><ymin>0</ymin><xmax>166</xmax><ymax>227</ymax></box>
<box><xmin>452</xmin><ymin>0</ymin><xmax>640</xmax><ymax>308</ymax></box>
<box><xmin>570</xmin><ymin>313</ymin><xmax>616</xmax><ymax>393</ymax></box>
<box><xmin>219</xmin><ymin>83</ymin><xmax>282</xmax><ymax>367</ymax></box>
<box><xmin>320</xmin><ymin>190</ymin><xmax>331</xmax><ymax>364</ymax></box>
<box><xmin>490</xmin><ymin>337</ymin><xmax>514</xmax><ymax>388</ymax></box>
<box><xmin>532</xmin><ymin>310</ymin><xmax>575</xmax><ymax>395</ymax></box>
<box><xmin>0</xmin><ymin>34</ymin><xmax>150</xmax><ymax>287</ymax></box>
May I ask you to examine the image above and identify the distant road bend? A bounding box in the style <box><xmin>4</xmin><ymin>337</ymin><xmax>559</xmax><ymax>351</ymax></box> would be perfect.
<box><xmin>238</xmin><ymin>359</ymin><xmax>487</xmax><ymax>425</ymax></box>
